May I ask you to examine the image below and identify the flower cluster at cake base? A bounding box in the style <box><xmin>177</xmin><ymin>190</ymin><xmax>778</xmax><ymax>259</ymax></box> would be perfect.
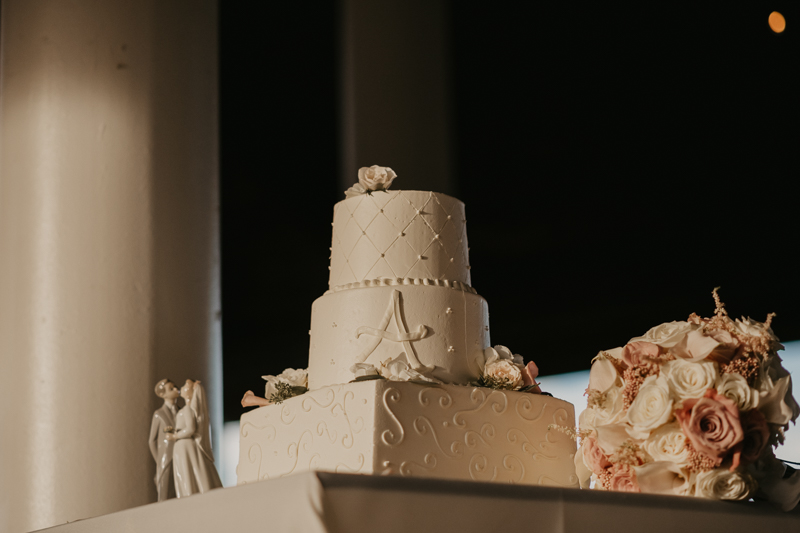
<box><xmin>241</xmin><ymin>368</ymin><xmax>309</xmax><ymax>408</ymax></box>
<box><xmin>575</xmin><ymin>289</ymin><xmax>800</xmax><ymax>510</ymax></box>
<box><xmin>344</xmin><ymin>165</ymin><xmax>397</xmax><ymax>198</ymax></box>
<box><xmin>474</xmin><ymin>345</ymin><xmax>542</xmax><ymax>393</ymax></box>
<box><xmin>350</xmin><ymin>356</ymin><xmax>440</xmax><ymax>385</ymax></box>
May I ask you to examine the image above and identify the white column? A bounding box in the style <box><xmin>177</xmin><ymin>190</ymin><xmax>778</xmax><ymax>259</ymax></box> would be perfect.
<box><xmin>340</xmin><ymin>0</ymin><xmax>453</xmax><ymax>194</ymax></box>
<box><xmin>0</xmin><ymin>2</ymin><xmax>220</xmax><ymax>531</ymax></box>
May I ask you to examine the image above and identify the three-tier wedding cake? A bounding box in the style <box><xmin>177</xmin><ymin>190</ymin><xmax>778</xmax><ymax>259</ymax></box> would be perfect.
<box><xmin>237</xmin><ymin>167</ymin><xmax>579</xmax><ymax>486</ymax></box>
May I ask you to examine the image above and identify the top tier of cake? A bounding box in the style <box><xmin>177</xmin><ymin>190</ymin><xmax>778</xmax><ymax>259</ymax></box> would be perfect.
<box><xmin>328</xmin><ymin>191</ymin><xmax>471</xmax><ymax>290</ymax></box>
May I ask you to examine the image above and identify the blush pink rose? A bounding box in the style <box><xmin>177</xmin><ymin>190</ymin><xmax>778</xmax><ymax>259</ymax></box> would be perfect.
<box><xmin>582</xmin><ymin>437</ymin><xmax>611</xmax><ymax>475</ymax></box>
<box><xmin>621</xmin><ymin>341</ymin><xmax>660</xmax><ymax>367</ymax></box>
<box><xmin>675</xmin><ymin>389</ymin><xmax>744</xmax><ymax>466</ymax></box>
<box><xmin>608</xmin><ymin>464</ymin><xmax>640</xmax><ymax>493</ymax></box>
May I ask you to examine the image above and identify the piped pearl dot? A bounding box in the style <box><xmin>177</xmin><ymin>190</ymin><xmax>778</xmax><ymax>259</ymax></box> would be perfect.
<box><xmin>434</xmin><ymin>234</ymin><xmax>439</xmax><ymax>239</ymax></box>
<box><xmin>398</xmin><ymin>232</ymin><xmax>404</xmax><ymax>237</ymax></box>
<box><xmin>418</xmin><ymin>255</ymin><xmax>423</xmax><ymax>260</ymax></box>
<box><xmin>450</xmin><ymin>258</ymin><xmax>454</xmax><ymax>262</ymax></box>
<box><xmin>447</xmin><ymin>215</ymin><xmax>451</xmax><ymax>220</ymax></box>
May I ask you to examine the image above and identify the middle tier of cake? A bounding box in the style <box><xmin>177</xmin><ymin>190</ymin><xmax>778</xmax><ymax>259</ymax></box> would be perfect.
<box><xmin>308</xmin><ymin>281</ymin><xmax>489</xmax><ymax>389</ymax></box>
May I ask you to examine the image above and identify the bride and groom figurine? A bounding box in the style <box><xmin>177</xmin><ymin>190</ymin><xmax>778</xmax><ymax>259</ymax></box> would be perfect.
<box><xmin>148</xmin><ymin>378</ymin><xmax>222</xmax><ymax>501</ymax></box>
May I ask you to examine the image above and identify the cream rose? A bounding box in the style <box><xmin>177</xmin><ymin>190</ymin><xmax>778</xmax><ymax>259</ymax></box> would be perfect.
<box><xmin>662</xmin><ymin>358</ymin><xmax>718</xmax><ymax>401</ymax></box>
<box><xmin>626</xmin><ymin>374</ymin><xmax>674</xmax><ymax>439</ymax></box>
<box><xmin>262</xmin><ymin>367</ymin><xmax>308</xmax><ymax>396</ymax></box>
<box><xmin>629</xmin><ymin>321</ymin><xmax>698</xmax><ymax>349</ymax></box>
<box><xmin>642</xmin><ymin>422</ymin><xmax>692</xmax><ymax>466</ymax></box>
<box><xmin>344</xmin><ymin>165</ymin><xmax>398</xmax><ymax>197</ymax></box>
<box><xmin>756</xmin><ymin>355</ymin><xmax>800</xmax><ymax>425</ymax></box>
<box><xmin>634</xmin><ymin>461</ymin><xmax>694</xmax><ymax>496</ymax></box>
<box><xmin>484</xmin><ymin>359</ymin><xmax>523</xmax><ymax>389</ymax></box>
<box><xmin>735</xmin><ymin>316</ymin><xmax>781</xmax><ymax>346</ymax></box>
<box><xmin>579</xmin><ymin>382</ymin><xmax>625</xmax><ymax>433</ymax></box>
<box><xmin>358</xmin><ymin>165</ymin><xmax>397</xmax><ymax>191</ymax></box>
<box><xmin>350</xmin><ymin>362</ymin><xmax>380</xmax><ymax>379</ymax></box>
<box><xmin>694</xmin><ymin>469</ymin><xmax>756</xmax><ymax>501</ymax></box>
<box><xmin>379</xmin><ymin>357</ymin><xmax>438</xmax><ymax>383</ymax></box>
<box><xmin>717</xmin><ymin>372</ymin><xmax>758</xmax><ymax>411</ymax></box>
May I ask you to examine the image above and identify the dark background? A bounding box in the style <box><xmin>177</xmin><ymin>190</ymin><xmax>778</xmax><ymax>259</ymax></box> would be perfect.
<box><xmin>220</xmin><ymin>2</ymin><xmax>800</xmax><ymax>422</ymax></box>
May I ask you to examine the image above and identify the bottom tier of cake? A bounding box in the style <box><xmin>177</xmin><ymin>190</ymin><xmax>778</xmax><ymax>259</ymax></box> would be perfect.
<box><xmin>237</xmin><ymin>380</ymin><xmax>579</xmax><ymax>487</ymax></box>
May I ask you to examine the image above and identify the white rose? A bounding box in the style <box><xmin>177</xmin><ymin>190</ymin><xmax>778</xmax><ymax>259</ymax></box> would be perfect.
<box><xmin>716</xmin><ymin>372</ymin><xmax>758</xmax><ymax>411</ymax></box>
<box><xmin>629</xmin><ymin>321</ymin><xmax>698</xmax><ymax>349</ymax></box>
<box><xmin>344</xmin><ymin>182</ymin><xmax>367</xmax><ymax>198</ymax></box>
<box><xmin>484</xmin><ymin>345</ymin><xmax>523</xmax><ymax>366</ymax></box>
<box><xmin>626</xmin><ymin>374</ymin><xmax>674</xmax><ymax>439</ymax></box>
<box><xmin>735</xmin><ymin>317</ymin><xmax>781</xmax><ymax>346</ymax></box>
<box><xmin>484</xmin><ymin>359</ymin><xmax>523</xmax><ymax>389</ymax></box>
<box><xmin>642</xmin><ymin>422</ymin><xmax>691</xmax><ymax>466</ymax></box>
<box><xmin>277</xmin><ymin>368</ymin><xmax>308</xmax><ymax>388</ymax></box>
<box><xmin>663</xmin><ymin>358</ymin><xmax>718</xmax><ymax>401</ymax></box>
<box><xmin>756</xmin><ymin>355</ymin><xmax>800</xmax><ymax>425</ymax></box>
<box><xmin>350</xmin><ymin>362</ymin><xmax>379</xmax><ymax>378</ymax></box>
<box><xmin>695</xmin><ymin>468</ymin><xmax>756</xmax><ymax>501</ymax></box>
<box><xmin>358</xmin><ymin>165</ymin><xmax>397</xmax><ymax>191</ymax></box>
<box><xmin>588</xmin><ymin>353</ymin><xmax>621</xmax><ymax>394</ymax></box>
<box><xmin>579</xmin><ymin>379</ymin><xmax>625</xmax><ymax>435</ymax></box>
<box><xmin>379</xmin><ymin>357</ymin><xmax>438</xmax><ymax>383</ymax></box>
<box><xmin>634</xmin><ymin>461</ymin><xmax>695</xmax><ymax>496</ymax></box>
<box><xmin>262</xmin><ymin>367</ymin><xmax>308</xmax><ymax>396</ymax></box>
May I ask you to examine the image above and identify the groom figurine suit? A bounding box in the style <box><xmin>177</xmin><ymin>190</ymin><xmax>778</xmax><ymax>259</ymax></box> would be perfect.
<box><xmin>149</xmin><ymin>379</ymin><xmax>180</xmax><ymax>501</ymax></box>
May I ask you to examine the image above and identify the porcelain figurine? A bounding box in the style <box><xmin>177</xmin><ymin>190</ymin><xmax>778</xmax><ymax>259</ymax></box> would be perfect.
<box><xmin>149</xmin><ymin>379</ymin><xmax>180</xmax><ymax>501</ymax></box>
<box><xmin>166</xmin><ymin>379</ymin><xmax>222</xmax><ymax>497</ymax></box>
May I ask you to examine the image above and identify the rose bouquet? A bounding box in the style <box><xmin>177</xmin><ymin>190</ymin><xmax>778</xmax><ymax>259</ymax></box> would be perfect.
<box><xmin>575</xmin><ymin>290</ymin><xmax>800</xmax><ymax>509</ymax></box>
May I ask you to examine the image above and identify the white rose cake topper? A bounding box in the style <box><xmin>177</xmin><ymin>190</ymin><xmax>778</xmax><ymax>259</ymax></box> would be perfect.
<box><xmin>345</xmin><ymin>165</ymin><xmax>398</xmax><ymax>197</ymax></box>
<box><xmin>571</xmin><ymin>288</ymin><xmax>800</xmax><ymax>510</ymax></box>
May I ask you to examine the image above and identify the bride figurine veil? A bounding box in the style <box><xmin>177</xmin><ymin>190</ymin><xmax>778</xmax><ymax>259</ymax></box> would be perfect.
<box><xmin>189</xmin><ymin>381</ymin><xmax>215</xmax><ymax>464</ymax></box>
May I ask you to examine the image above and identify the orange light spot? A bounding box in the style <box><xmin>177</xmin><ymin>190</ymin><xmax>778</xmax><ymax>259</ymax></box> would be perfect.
<box><xmin>769</xmin><ymin>11</ymin><xmax>786</xmax><ymax>33</ymax></box>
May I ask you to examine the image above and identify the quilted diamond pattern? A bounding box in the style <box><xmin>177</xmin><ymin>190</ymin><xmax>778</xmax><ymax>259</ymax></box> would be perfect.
<box><xmin>381</xmin><ymin>193</ymin><xmax>416</xmax><ymax>230</ymax></box>
<box><xmin>328</xmin><ymin>191</ymin><xmax>472</xmax><ymax>288</ymax></box>
<box><xmin>382</xmin><ymin>238</ymin><xmax>418</xmax><ymax>278</ymax></box>
<box><xmin>336</xmin><ymin>216</ymin><xmax>361</xmax><ymax>257</ymax></box>
<box><xmin>348</xmin><ymin>236</ymin><xmax>382</xmax><ymax>280</ymax></box>
<box><xmin>421</xmin><ymin>196</ymin><xmax>449</xmax><ymax>233</ymax></box>
<box><xmin>351</xmin><ymin>196</ymin><xmax>380</xmax><ymax>230</ymax></box>
<box><xmin>364</xmin><ymin>257</ymin><xmax>397</xmax><ymax>279</ymax></box>
<box><xmin>401</xmin><ymin>215</ymin><xmax>434</xmax><ymax>255</ymax></box>
<box><xmin>364</xmin><ymin>213</ymin><xmax>399</xmax><ymax>252</ymax></box>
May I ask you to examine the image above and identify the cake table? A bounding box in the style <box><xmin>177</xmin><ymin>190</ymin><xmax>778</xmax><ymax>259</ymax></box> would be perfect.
<box><xmin>39</xmin><ymin>471</ymin><xmax>800</xmax><ymax>532</ymax></box>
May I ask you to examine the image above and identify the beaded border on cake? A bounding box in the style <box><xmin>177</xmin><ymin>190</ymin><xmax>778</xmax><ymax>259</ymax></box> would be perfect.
<box><xmin>329</xmin><ymin>277</ymin><xmax>477</xmax><ymax>294</ymax></box>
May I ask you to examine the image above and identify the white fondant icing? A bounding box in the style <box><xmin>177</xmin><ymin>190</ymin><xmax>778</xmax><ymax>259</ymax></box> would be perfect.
<box><xmin>237</xmin><ymin>381</ymin><xmax>579</xmax><ymax>487</ymax></box>
<box><xmin>308</xmin><ymin>284</ymin><xmax>489</xmax><ymax>389</ymax></box>
<box><xmin>354</xmin><ymin>289</ymin><xmax>431</xmax><ymax>371</ymax></box>
<box><xmin>329</xmin><ymin>191</ymin><xmax>470</xmax><ymax>289</ymax></box>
